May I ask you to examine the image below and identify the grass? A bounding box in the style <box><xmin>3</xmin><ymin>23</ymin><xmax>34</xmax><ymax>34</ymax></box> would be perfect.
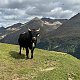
<box><xmin>0</xmin><ymin>43</ymin><xmax>80</xmax><ymax>80</ymax></box>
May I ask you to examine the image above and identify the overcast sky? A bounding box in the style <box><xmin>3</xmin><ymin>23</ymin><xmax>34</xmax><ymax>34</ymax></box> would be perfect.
<box><xmin>0</xmin><ymin>0</ymin><xmax>80</xmax><ymax>27</ymax></box>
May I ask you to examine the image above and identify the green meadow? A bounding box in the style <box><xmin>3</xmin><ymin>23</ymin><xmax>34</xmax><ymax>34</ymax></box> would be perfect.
<box><xmin>0</xmin><ymin>43</ymin><xmax>80</xmax><ymax>80</ymax></box>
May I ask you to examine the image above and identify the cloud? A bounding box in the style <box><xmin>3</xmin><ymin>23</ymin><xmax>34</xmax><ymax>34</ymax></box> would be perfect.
<box><xmin>0</xmin><ymin>0</ymin><xmax>80</xmax><ymax>27</ymax></box>
<box><xmin>46</xmin><ymin>7</ymin><xmax>76</xmax><ymax>19</ymax></box>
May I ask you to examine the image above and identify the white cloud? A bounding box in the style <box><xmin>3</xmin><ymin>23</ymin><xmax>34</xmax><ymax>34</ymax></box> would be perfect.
<box><xmin>0</xmin><ymin>0</ymin><xmax>80</xmax><ymax>27</ymax></box>
<box><xmin>48</xmin><ymin>7</ymin><xmax>76</xmax><ymax>19</ymax></box>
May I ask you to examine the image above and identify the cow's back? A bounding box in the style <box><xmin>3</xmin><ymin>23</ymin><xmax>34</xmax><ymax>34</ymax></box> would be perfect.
<box><xmin>18</xmin><ymin>32</ymin><xmax>29</xmax><ymax>47</ymax></box>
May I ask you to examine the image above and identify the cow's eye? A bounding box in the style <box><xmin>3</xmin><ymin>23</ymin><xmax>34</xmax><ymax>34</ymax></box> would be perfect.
<box><xmin>37</xmin><ymin>34</ymin><xmax>40</xmax><ymax>37</ymax></box>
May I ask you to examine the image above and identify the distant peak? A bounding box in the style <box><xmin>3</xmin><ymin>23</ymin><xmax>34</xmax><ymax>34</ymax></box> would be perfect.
<box><xmin>0</xmin><ymin>26</ymin><xmax>5</xmax><ymax>29</ymax></box>
<box><xmin>32</xmin><ymin>17</ymin><xmax>40</xmax><ymax>20</ymax></box>
<box><xmin>76</xmin><ymin>13</ymin><xmax>80</xmax><ymax>15</ymax></box>
<box><xmin>70</xmin><ymin>13</ymin><xmax>80</xmax><ymax>20</ymax></box>
<box><xmin>74</xmin><ymin>13</ymin><xmax>80</xmax><ymax>17</ymax></box>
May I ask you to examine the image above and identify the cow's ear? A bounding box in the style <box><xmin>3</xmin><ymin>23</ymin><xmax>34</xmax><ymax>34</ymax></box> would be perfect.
<box><xmin>28</xmin><ymin>28</ymin><xmax>31</xmax><ymax>31</ymax></box>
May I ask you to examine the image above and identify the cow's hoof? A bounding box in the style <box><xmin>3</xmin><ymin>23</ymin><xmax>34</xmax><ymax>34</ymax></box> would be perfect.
<box><xmin>19</xmin><ymin>53</ymin><xmax>21</xmax><ymax>55</ymax></box>
<box><xmin>31</xmin><ymin>57</ymin><xmax>33</xmax><ymax>59</ymax></box>
<box><xmin>26</xmin><ymin>57</ymin><xmax>29</xmax><ymax>60</ymax></box>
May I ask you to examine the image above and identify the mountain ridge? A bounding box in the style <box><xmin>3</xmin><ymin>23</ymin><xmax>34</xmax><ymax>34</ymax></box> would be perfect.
<box><xmin>0</xmin><ymin>13</ymin><xmax>80</xmax><ymax>55</ymax></box>
<box><xmin>52</xmin><ymin>13</ymin><xmax>80</xmax><ymax>38</ymax></box>
<box><xmin>0</xmin><ymin>17</ymin><xmax>64</xmax><ymax>44</ymax></box>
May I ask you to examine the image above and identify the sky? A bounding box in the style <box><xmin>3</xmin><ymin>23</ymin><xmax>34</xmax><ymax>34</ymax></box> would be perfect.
<box><xmin>0</xmin><ymin>0</ymin><xmax>80</xmax><ymax>27</ymax></box>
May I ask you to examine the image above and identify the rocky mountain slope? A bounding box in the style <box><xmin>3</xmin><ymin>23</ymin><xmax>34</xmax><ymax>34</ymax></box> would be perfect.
<box><xmin>0</xmin><ymin>17</ymin><xmax>65</xmax><ymax>44</ymax></box>
<box><xmin>52</xmin><ymin>13</ymin><xmax>80</xmax><ymax>38</ymax></box>
<box><xmin>38</xmin><ymin>13</ymin><xmax>80</xmax><ymax>57</ymax></box>
<box><xmin>0</xmin><ymin>23</ymin><xmax>23</xmax><ymax>39</ymax></box>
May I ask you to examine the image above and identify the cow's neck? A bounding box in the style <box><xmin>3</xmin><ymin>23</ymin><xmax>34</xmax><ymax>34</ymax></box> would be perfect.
<box><xmin>28</xmin><ymin>33</ymin><xmax>32</xmax><ymax>41</ymax></box>
<box><xmin>32</xmin><ymin>43</ymin><xmax>35</xmax><ymax>48</ymax></box>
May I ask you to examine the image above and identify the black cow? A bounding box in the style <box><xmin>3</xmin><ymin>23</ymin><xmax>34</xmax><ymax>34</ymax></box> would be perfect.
<box><xmin>18</xmin><ymin>28</ymin><xmax>40</xmax><ymax>59</ymax></box>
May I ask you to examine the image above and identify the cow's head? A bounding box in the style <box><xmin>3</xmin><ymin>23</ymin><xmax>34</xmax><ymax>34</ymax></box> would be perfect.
<box><xmin>28</xmin><ymin>28</ymin><xmax>40</xmax><ymax>43</ymax></box>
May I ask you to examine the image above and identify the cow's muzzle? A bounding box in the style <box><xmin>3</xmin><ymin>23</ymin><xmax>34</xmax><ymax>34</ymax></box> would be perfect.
<box><xmin>32</xmin><ymin>37</ymin><xmax>36</xmax><ymax>41</ymax></box>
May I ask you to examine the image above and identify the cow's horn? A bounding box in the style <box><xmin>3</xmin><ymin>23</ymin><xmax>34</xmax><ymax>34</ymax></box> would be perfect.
<box><xmin>28</xmin><ymin>27</ymin><xmax>31</xmax><ymax>31</ymax></box>
<box><xmin>36</xmin><ymin>28</ymin><xmax>40</xmax><ymax>31</ymax></box>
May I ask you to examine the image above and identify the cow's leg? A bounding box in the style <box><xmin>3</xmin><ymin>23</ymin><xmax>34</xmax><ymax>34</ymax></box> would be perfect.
<box><xmin>31</xmin><ymin>49</ymin><xmax>34</xmax><ymax>59</ymax></box>
<box><xmin>19</xmin><ymin>46</ymin><xmax>22</xmax><ymax>55</ymax></box>
<box><xmin>26</xmin><ymin>48</ymin><xmax>29</xmax><ymax>59</ymax></box>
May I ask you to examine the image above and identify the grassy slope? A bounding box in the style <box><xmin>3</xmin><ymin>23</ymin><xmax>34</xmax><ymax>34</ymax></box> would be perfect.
<box><xmin>0</xmin><ymin>43</ymin><xmax>80</xmax><ymax>80</ymax></box>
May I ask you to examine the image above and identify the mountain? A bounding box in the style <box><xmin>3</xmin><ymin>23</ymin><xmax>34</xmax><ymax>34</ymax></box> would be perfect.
<box><xmin>38</xmin><ymin>13</ymin><xmax>80</xmax><ymax>56</ymax></box>
<box><xmin>0</xmin><ymin>42</ymin><xmax>80</xmax><ymax>80</ymax></box>
<box><xmin>0</xmin><ymin>13</ymin><xmax>80</xmax><ymax>56</ymax></box>
<box><xmin>6</xmin><ymin>23</ymin><xmax>22</xmax><ymax>31</ymax></box>
<box><xmin>41</xmin><ymin>18</ymin><xmax>67</xmax><ymax>23</ymax></box>
<box><xmin>0</xmin><ymin>27</ymin><xmax>6</xmax><ymax>34</ymax></box>
<box><xmin>52</xmin><ymin>13</ymin><xmax>80</xmax><ymax>38</ymax></box>
<box><xmin>0</xmin><ymin>27</ymin><xmax>5</xmax><ymax>31</ymax></box>
<box><xmin>0</xmin><ymin>23</ymin><xmax>22</xmax><ymax>40</ymax></box>
<box><xmin>0</xmin><ymin>17</ymin><xmax>64</xmax><ymax>44</ymax></box>
<box><xmin>0</xmin><ymin>27</ymin><xmax>6</xmax><ymax>39</ymax></box>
